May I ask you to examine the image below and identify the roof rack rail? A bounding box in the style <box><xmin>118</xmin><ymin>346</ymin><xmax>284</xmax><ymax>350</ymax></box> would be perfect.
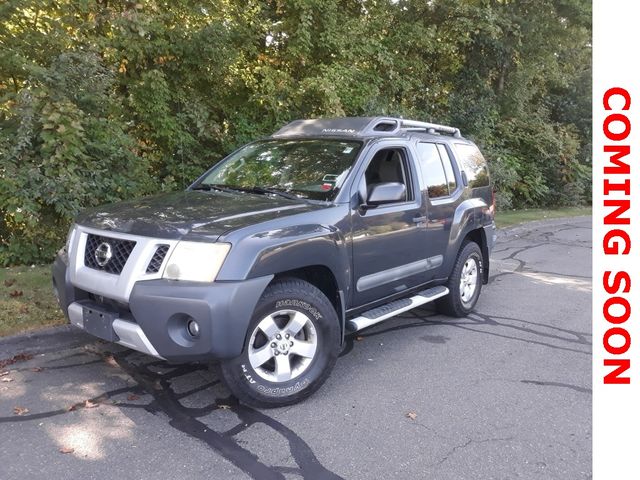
<box><xmin>362</xmin><ymin>117</ymin><xmax>462</xmax><ymax>138</ymax></box>
<box><xmin>397</xmin><ymin>119</ymin><xmax>461</xmax><ymax>138</ymax></box>
<box><xmin>272</xmin><ymin>117</ymin><xmax>462</xmax><ymax>138</ymax></box>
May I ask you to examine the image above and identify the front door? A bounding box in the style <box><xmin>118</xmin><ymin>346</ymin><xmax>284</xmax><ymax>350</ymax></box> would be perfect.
<box><xmin>350</xmin><ymin>145</ymin><xmax>429</xmax><ymax>307</ymax></box>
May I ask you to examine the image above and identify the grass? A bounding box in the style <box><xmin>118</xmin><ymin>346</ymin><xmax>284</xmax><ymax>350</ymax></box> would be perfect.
<box><xmin>0</xmin><ymin>264</ymin><xmax>65</xmax><ymax>337</ymax></box>
<box><xmin>0</xmin><ymin>206</ymin><xmax>591</xmax><ymax>337</ymax></box>
<box><xmin>495</xmin><ymin>206</ymin><xmax>591</xmax><ymax>228</ymax></box>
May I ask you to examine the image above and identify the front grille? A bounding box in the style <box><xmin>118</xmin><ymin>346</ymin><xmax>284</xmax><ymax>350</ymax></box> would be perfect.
<box><xmin>146</xmin><ymin>245</ymin><xmax>169</xmax><ymax>273</ymax></box>
<box><xmin>84</xmin><ymin>234</ymin><xmax>136</xmax><ymax>274</ymax></box>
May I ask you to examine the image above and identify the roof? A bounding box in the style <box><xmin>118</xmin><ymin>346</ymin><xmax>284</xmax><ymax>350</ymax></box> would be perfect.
<box><xmin>271</xmin><ymin>117</ymin><xmax>463</xmax><ymax>140</ymax></box>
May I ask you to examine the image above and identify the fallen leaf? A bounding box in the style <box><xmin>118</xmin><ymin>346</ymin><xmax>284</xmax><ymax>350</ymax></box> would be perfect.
<box><xmin>1</xmin><ymin>377</ymin><xmax>13</xmax><ymax>383</ymax></box>
<box><xmin>84</xmin><ymin>399</ymin><xmax>99</xmax><ymax>409</ymax></box>
<box><xmin>0</xmin><ymin>353</ymin><xmax>33</xmax><ymax>369</ymax></box>
<box><xmin>103</xmin><ymin>355</ymin><xmax>119</xmax><ymax>368</ymax></box>
<box><xmin>0</xmin><ymin>371</ymin><xmax>9</xmax><ymax>377</ymax></box>
<box><xmin>405</xmin><ymin>411</ymin><xmax>418</xmax><ymax>421</ymax></box>
<box><xmin>30</xmin><ymin>367</ymin><xmax>43</xmax><ymax>373</ymax></box>
<box><xmin>59</xmin><ymin>447</ymin><xmax>75</xmax><ymax>454</ymax></box>
<box><xmin>9</xmin><ymin>290</ymin><xmax>23</xmax><ymax>297</ymax></box>
<box><xmin>13</xmin><ymin>406</ymin><xmax>29</xmax><ymax>416</ymax></box>
<box><xmin>127</xmin><ymin>394</ymin><xmax>140</xmax><ymax>401</ymax></box>
<box><xmin>66</xmin><ymin>404</ymin><xmax>78</xmax><ymax>412</ymax></box>
<box><xmin>356</xmin><ymin>336</ymin><xmax>364</xmax><ymax>341</ymax></box>
<box><xmin>3</xmin><ymin>279</ymin><xmax>15</xmax><ymax>287</ymax></box>
<box><xmin>19</xmin><ymin>305</ymin><xmax>29</xmax><ymax>314</ymax></box>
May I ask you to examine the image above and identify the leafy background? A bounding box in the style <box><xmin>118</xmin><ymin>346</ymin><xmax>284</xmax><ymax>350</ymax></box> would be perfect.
<box><xmin>0</xmin><ymin>0</ymin><xmax>591</xmax><ymax>265</ymax></box>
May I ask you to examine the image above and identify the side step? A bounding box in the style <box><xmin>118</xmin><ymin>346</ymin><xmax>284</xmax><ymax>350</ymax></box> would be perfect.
<box><xmin>347</xmin><ymin>286</ymin><xmax>449</xmax><ymax>332</ymax></box>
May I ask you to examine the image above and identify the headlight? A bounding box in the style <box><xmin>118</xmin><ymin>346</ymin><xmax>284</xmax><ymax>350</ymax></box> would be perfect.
<box><xmin>65</xmin><ymin>224</ymin><xmax>77</xmax><ymax>253</ymax></box>
<box><xmin>162</xmin><ymin>242</ymin><xmax>231</xmax><ymax>282</ymax></box>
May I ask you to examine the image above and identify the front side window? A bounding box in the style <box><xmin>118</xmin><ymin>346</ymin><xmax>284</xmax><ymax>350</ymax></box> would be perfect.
<box><xmin>197</xmin><ymin>139</ymin><xmax>362</xmax><ymax>201</ymax></box>
<box><xmin>364</xmin><ymin>148</ymin><xmax>412</xmax><ymax>202</ymax></box>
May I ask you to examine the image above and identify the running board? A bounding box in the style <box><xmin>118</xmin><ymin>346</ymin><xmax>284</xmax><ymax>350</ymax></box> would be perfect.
<box><xmin>347</xmin><ymin>286</ymin><xmax>449</xmax><ymax>332</ymax></box>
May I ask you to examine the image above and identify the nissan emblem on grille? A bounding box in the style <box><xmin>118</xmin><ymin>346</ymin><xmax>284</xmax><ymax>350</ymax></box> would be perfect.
<box><xmin>94</xmin><ymin>242</ymin><xmax>113</xmax><ymax>267</ymax></box>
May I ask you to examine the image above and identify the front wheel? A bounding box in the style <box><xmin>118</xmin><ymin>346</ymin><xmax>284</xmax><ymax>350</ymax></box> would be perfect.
<box><xmin>220</xmin><ymin>278</ymin><xmax>340</xmax><ymax>408</ymax></box>
<box><xmin>436</xmin><ymin>241</ymin><xmax>483</xmax><ymax>317</ymax></box>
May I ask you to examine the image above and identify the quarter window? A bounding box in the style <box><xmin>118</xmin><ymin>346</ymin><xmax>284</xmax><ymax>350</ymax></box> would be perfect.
<box><xmin>416</xmin><ymin>143</ymin><xmax>456</xmax><ymax>198</ymax></box>
<box><xmin>454</xmin><ymin>144</ymin><xmax>490</xmax><ymax>188</ymax></box>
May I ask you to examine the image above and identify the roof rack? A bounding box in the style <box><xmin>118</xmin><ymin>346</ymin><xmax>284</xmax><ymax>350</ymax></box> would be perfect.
<box><xmin>271</xmin><ymin>116</ymin><xmax>462</xmax><ymax>138</ymax></box>
<box><xmin>398</xmin><ymin>119</ymin><xmax>462</xmax><ymax>138</ymax></box>
<box><xmin>362</xmin><ymin>117</ymin><xmax>462</xmax><ymax>138</ymax></box>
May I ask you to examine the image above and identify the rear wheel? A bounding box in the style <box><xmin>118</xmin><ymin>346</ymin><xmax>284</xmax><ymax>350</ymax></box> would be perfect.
<box><xmin>436</xmin><ymin>241</ymin><xmax>483</xmax><ymax>317</ymax></box>
<box><xmin>220</xmin><ymin>278</ymin><xmax>340</xmax><ymax>408</ymax></box>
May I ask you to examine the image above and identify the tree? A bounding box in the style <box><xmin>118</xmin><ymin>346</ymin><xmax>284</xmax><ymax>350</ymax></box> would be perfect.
<box><xmin>0</xmin><ymin>0</ymin><xmax>592</xmax><ymax>265</ymax></box>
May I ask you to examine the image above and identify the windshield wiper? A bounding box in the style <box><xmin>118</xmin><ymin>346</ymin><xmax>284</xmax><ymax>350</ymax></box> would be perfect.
<box><xmin>192</xmin><ymin>184</ymin><xmax>303</xmax><ymax>201</ymax></box>
<box><xmin>191</xmin><ymin>184</ymin><xmax>238</xmax><ymax>193</ymax></box>
<box><xmin>247</xmin><ymin>186</ymin><xmax>302</xmax><ymax>201</ymax></box>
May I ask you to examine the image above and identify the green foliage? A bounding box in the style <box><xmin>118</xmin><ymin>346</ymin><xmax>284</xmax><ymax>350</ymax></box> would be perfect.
<box><xmin>0</xmin><ymin>0</ymin><xmax>591</xmax><ymax>265</ymax></box>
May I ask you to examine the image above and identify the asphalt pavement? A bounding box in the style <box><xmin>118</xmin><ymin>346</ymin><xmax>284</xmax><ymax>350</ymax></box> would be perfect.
<box><xmin>0</xmin><ymin>216</ymin><xmax>592</xmax><ymax>480</ymax></box>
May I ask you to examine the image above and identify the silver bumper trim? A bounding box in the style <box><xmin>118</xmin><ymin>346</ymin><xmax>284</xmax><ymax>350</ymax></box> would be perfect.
<box><xmin>68</xmin><ymin>302</ymin><xmax>84</xmax><ymax>329</ymax></box>
<box><xmin>112</xmin><ymin>319</ymin><xmax>162</xmax><ymax>358</ymax></box>
<box><xmin>67</xmin><ymin>302</ymin><xmax>163</xmax><ymax>359</ymax></box>
<box><xmin>68</xmin><ymin>225</ymin><xmax>179</xmax><ymax>303</ymax></box>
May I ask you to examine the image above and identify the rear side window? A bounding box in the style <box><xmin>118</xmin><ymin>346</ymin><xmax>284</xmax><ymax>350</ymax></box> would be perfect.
<box><xmin>416</xmin><ymin>143</ymin><xmax>457</xmax><ymax>198</ymax></box>
<box><xmin>437</xmin><ymin>144</ymin><xmax>458</xmax><ymax>192</ymax></box>
<box><xmin>454</xmin><ymin>144</ymin><xmax>490</xmax><ymax>188</ymax></box>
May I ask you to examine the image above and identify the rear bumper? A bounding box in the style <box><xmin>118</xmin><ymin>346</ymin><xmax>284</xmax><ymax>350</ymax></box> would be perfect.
<box><xmin>53</xmin><ymin>254</ymin><xmax>272</xmax><ymax>362</ymax></box>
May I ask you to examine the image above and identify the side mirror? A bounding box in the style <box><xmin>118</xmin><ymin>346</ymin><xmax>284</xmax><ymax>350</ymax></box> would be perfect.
<box><xmin>366</xmin><ymin>182</ymin><xmax>407</xmax><ymax>206</ymax></box>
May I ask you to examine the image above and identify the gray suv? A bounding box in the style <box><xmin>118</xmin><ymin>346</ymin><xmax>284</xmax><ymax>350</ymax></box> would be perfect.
<box><xmin>53</xmin><ymin>117</ymin><xmax>496</xmax><ymax>407</ymax></box>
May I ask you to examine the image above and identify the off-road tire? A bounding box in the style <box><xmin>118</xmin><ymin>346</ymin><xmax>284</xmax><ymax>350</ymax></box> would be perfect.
<box><xmin>220</xmin><ymin>277</ymin><xmax>341</xmax><ymax>408</ymax></box>
<box><xmin>436</xmin><ymin>241</ymin><xmax>483</xmax><ymax>317</ymax></box>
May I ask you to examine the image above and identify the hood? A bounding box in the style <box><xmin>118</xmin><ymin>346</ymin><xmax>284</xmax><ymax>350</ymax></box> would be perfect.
<box><xmin>75</xmin><ymin>190</ymin><xmax>324</xmax><ymax>241</ymax></box>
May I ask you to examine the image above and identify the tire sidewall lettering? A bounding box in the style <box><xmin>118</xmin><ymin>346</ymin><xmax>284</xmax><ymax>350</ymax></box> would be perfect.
<box><xmin>275</xmin><ymin>299</ymin><xmax>322</xmax><ymax>320</ymax></box>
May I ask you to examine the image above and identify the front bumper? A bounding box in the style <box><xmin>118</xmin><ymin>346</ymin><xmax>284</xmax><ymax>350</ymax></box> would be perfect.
<box><xmin>53</xmin><ymin>254</ymin><xmax>272</xmax><ymax>362</ymax></box>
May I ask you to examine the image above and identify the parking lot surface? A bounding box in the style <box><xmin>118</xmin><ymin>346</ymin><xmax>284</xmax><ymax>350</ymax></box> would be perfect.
<box><xmin>0</xmin><ymin>217</ymin><xmax>592</xmax><ymax>479</ymax></box>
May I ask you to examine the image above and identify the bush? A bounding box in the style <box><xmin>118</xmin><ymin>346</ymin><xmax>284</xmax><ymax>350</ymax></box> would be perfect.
<box><xmin>0</xmin><ymin>0</ymin><xmax>592</xmax><ymax>265</ymax></box>
<box><xmin>0</xmin><ymin>53</ymin><xmax>154</xmax><ymax>265</ymax></box>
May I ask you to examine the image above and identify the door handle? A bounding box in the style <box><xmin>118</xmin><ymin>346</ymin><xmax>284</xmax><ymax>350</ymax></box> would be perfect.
<box><xmin>413</xmin><ymin>215</ymin><xmax>427</xmax><ymax>224</ymax></box>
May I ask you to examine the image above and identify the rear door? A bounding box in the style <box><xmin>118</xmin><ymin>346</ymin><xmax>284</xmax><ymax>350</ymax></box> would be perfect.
<box><xmin>349</xmin><ymin>144</ymin><xmax>429</xmax><ymax>307</ymax></box>
<box><xmin>413</xmin><ymin>142</ymin><xmax>463</xmax><ymax>279</ymax></box>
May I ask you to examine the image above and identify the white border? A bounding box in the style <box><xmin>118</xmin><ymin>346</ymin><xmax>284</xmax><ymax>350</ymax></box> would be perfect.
<box><xmin>593</xmin><ymin>2</ymin><xmax>640</xmax><ymax>478</ymax></box>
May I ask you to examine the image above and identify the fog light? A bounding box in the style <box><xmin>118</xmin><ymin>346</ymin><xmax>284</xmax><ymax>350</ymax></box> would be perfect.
<box><xmin>187</xmin><ymin>319</ymin><xmax>200</xmax><ymax>337</ymax></box>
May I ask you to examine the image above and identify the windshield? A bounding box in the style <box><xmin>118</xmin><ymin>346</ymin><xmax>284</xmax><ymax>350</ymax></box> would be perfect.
<box><xmin>195</xmin><ymin>139</ymin><xmax>362</xmax><ymax>201</ymax></box>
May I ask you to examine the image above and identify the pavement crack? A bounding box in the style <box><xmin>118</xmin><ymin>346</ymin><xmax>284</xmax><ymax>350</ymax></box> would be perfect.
<box><xmin>470</xmin><ymin>312</ymin><xmax>592</xmax><ymax>347</ymax></box>
<box><xmin>0</xmin><ymin>385</ymin><xmax>135</xmax><ymax>423</ymax></box>
<box><xmin>113</xmin><ymin>351</ymin><xmax>345</xmax><ymax>480</ymax></box>
<box><xmin>427</xmin><ymin>436</ymin><xmax>514</xmax><ymax>469</ymax></box>
<box><xmin>520</xmin><ymin>380</ymin><xmax>592</xmax><ymax>394</ymax></box>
